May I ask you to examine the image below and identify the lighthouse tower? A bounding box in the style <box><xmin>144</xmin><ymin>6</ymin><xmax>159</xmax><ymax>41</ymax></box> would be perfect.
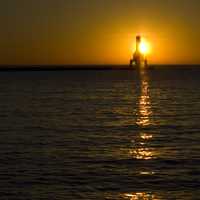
<box><xmin>130</xmin><ymin>35</ymin><xmax>148</xmax><ymax>68</ymax></box>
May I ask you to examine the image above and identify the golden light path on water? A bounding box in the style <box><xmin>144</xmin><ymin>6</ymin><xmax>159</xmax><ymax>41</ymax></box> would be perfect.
<box><xmin>123</xmin><ymin>192</ymin><xmax>160</xmax><ymax>200</ymax></box>
<box><xmin>121</xmin><ymin>70</ymin><xmax>159</xmax><ymax>200</ymax></box>
<box><xmin>136</xmin><ymin>70</ymin><xmax>152</xmax><ymax>127</ymax></box>
<box><xmin>107</xmin><ymin>70</ymin><xmax>160</xmax><ymax>199</ymax></box>
<box><xmin>130</xmin><ymin>69</ymin><xmax>156</xmax><ymax>161</ymax></box>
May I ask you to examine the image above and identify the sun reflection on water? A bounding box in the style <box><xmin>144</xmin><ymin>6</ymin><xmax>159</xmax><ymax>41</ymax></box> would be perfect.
<box><xmin>136</xmin><ymin>70</ymin><xmax>152</xmax><ymax>127</ymax></box>
<box><xmin>124</xmin><ymin>192</ymin><xmax>159</xmax><ymax>200</ymax></box>
<box><xmin>130</xmin><ymin>70</ymin><xmax>158</xmax><ymax>161</ymax></box>
<box><xmin>140</xmin><ymin>171</ymin><xmax>155</xmax><ymax>175</ymax></box>
<box><xmin>140</xmin><ymin>133</ymin><xmax>153</xmax><ymax>140</ymax></box>
<box><xmin>130</xmin><ymin>147</ymin><xmax>155</xmax><ymax>160</ymax></box>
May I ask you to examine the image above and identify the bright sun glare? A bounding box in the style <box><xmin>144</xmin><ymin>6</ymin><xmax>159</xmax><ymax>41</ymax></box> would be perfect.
<box><xmin>139</xmin><ymin>39</ymin><xmax>150</xmax><ymax>55</ymax></box>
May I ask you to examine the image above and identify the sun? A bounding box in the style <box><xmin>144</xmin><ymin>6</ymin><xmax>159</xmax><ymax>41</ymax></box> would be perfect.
<box><xmin>139</xmin><ymin>39</ymin><xmax>150</xmax><ymax>55</ymax></box>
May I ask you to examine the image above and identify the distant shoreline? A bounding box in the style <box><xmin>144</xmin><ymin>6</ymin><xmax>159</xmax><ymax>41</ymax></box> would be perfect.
<box><xmin>0</xmin><ymin>64</ymin><xmax>199</xmax><ymax>71</ymax></box>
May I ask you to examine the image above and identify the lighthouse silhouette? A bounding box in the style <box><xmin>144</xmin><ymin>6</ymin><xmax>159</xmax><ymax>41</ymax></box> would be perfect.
<box><xmin>130</xmin><ymin>35</ymin><xmax>148</xmax><ymax>67</ymax></box>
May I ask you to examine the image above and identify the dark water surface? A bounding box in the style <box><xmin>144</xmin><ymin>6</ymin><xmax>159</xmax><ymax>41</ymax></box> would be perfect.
<box><xmin>0</xmin><ymin>67</ymin><xmax>200</xmax><ymax>199</ymax></box>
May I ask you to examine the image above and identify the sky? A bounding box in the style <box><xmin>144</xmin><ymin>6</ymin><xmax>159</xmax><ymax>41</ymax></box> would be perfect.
<box><xmin>1</xmin><ymin>0</ymin><xmax>200</xmax><ymax>65</ymax></box>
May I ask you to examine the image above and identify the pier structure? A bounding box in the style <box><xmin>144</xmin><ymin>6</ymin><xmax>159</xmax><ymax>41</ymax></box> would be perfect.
<box><xmin>130</xmin><ymin>35</ymin><xmax>148</xmax><ymax>68</ymax></box>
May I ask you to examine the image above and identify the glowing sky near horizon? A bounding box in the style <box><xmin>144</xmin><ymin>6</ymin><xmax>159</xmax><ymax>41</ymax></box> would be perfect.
<box><xmin>1</xmin><ymin>0</ymin><xmax>200</xmax><ymax>65</ymax></box>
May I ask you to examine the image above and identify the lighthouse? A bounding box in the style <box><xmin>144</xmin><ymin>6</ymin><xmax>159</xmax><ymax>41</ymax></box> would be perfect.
<box><xmin>130</xmin><ymin>35</ymin><xmax>148</xmax><ymax>68</ymax></box>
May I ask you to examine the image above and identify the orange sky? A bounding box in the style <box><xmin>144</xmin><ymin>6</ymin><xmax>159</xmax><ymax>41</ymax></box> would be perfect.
<box><xmin>0</xmin><ymin>0</ymin><xmax>200</xmax><ymax>65</ymax></box>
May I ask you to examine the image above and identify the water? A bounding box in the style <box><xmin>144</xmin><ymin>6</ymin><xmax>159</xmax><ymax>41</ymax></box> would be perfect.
<box><xmin>0</xmin><ymin>67</ymin><xmax>200</xmax><ymax>199</ymax></box>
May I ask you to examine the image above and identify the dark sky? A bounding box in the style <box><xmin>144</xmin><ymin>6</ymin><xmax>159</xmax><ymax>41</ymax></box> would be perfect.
<box><xmin>1</xmin><ymin>0</ymin><xmax>200</xmax><ymax>65</ymax></box>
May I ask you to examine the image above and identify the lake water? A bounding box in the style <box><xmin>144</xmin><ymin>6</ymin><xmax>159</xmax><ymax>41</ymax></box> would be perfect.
<box><xmin>0</xmin><ymin>67</ymin><xmax>200</xmax><ymax>199</ymax></box>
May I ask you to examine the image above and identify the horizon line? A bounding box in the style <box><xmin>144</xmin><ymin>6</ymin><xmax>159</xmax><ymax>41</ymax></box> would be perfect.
<box><xmin>1</xmin><ymin>64</ymin><xmax>200</xmax><ymax>67</ymax></box>
<box><xmin>0</xmin><ymin>64</ymin><xmax>199</xmax><ymax>71</ymax></box>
